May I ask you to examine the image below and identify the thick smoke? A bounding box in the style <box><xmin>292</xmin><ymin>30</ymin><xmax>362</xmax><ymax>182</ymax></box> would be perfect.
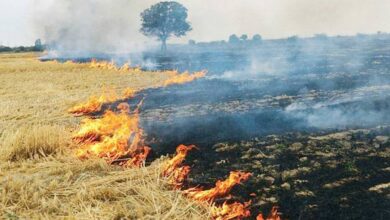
<box><xmin>222</xmin><ymin>37</ymin><xmax>390</xmax><ymax>130</ymax></box>
<box><xmin>135</xmin><ymin>35</ymin><xmax>390</xmax><ymax>145</ymax></box>
<box><xmin>32</xmin><ymin>0</ymin><xmax>390</xmax><ymax>142</ymax></box>
<box><xmin>35</xmin><ymin>0</ymin><xmax>155</xmax><ymax>58</ymax></box>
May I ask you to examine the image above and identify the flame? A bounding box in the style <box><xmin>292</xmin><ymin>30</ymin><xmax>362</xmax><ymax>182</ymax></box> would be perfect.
<box><xmin>117</xmin><ymin>102</ymin><xmax>130</xmax><ymax>112</ymax></box>
<box><xmin>64</xmin><ymin>60</ymin><xmax>76</xmax><ymax>64</ymax></box>
<box><xmin>162</xmin><ymin>147</ymin><xmax>257</xmax><ymax>219</ymax></box>
<box><xmin>68</xmin><ymin>89</ymin><xmax>118</xmax><ymax>116</ymax></box>
<box><xmin>256</xmin><ymin>206</ymin><xmax>281</xmax><ymax>220</ymax></box>
<box><xmin>184</xmin><ymin>171</ymin><xmax>252</xmax><ymax>202</ymax></box>
<box><xmin>49</xmin><ymin>59</ymin><xmax>59</xmax><ymax>64</ymax></box>
<box><xmin>68</xmin><ymin>69</ymin><xmax>205</xmax><ymax>116</ymax></box>
<box><xmin>163</xmin><ymin>70</ymin><xmax>206</xmax><ymax>87</ymax></box>
<box><xmin>211</xmin><ymin>201</ymin><xmax>251</xmax><ymax>220</ymax></box>
<box><xmin>68</xmin><ymin>88</ymin><xmax>141</xmax><ymax>116</ymax></box>
<box><xmin>169</xmin><ymin>165</ymin><xmax>191</xmax><ymax>189</ymax></box>
<box><xmin>122</xmin><ymin>88</ymin><xmax>139</xmax><ymax>99</ymax></box>
<box><xmin>67</xmin><ymin>63</ymin><xmax>278</xmax><ymax>219</ymax></box>
<box><xmin>119</xmin><ymin>63</ymin><xmax>131</xmax><ymax>72</ymax></box>
<box><xmin>89</xmin><ymin>58</ymin><xmax>142</xmax><ymax>73</ymax></box>
<box><xmin>162</xmin><ymin>144</ymin><xmax>196</xmax><ymax>188</ymax></box>
<box><xmin>163</xmin><ymin>144</ymin><xmax>196</xmax><ymax>176</ymax></box>
<box><xmin>66</xmin><ymin>59</ymin><xmax>280</xmax><ymax>219</ymax></box>
<box><xmin>125</xmin><ymin>146</ymin><xmax>152</xmax><ymax>167</ymax></box>
<box><xmin>73</xmin><ymin>102</ymin><xmax>149</xmax><ymax>165</ymax></box>
<box><xmin>45</xmin><ymin>58</ymin><xmax>141</xmax><ymax>74</ymax></box>
<box><xmin>89</xmin><ymin>58</ymin><xmax>118</xmax><ymax>70</ymax></box>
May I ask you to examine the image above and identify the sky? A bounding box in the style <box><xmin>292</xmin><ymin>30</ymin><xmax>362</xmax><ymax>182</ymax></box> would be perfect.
<box><xmin>1</xmin><ymin>0</ymin><xmax>390</xmax><ymax>46</ymax></box>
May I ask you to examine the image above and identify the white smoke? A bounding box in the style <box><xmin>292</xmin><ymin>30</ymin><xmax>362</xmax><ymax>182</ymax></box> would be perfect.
<box><xmin>34</xmin><ymin>0</ymin><xmax>158</xmax><ymax>57</ymax></box>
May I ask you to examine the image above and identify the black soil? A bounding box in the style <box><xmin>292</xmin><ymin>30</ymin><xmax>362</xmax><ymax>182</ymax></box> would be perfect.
<box><xmin>176</xmin><ymin>127</ymin><xmax>390</xmax><ymax>219</ymax></box>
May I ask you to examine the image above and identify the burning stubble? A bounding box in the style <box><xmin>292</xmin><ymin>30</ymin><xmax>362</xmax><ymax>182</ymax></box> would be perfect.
<box><xmin>66</xmin><ymin>59</ymin><xmax>206</xmax><ymax>116</ymax></box>
<box><xmin>68</xmin><ymin>64</ymin><xmax>279</xmax><ymax>219</ymax></box>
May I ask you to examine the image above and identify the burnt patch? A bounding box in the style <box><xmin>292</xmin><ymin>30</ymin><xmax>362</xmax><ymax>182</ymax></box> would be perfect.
<box><xmin>182</xmin><ymin>127</ymin><xmax>390</xmax><ymax>219</ymax></box>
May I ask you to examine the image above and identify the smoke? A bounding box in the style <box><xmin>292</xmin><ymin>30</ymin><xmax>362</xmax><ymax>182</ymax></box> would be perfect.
<box><xmin>135</xmin><ymin>34</ymin><xmax>390</xmax><ymax>144</ymax></box>
<box><xmin>34</xmin><ymin>0</ymin><xmax>156</xmax><ymax>57</ymax></box>
<box><xmin>285</xmin><ymin>85</ymin><xmax>390</xmax><ymax>129</ymax></box>
<box><xmin>215</xmin><ymin>37</ymin><xmax>371</xmax><ymax>82</ymax></box>
<box><xmin>31</xmin><ymin>0</ymin><xmax>390</xmax><ymax>139</ymax></box>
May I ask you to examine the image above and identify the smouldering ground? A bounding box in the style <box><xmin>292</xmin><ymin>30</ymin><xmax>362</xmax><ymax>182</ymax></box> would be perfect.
<box><xmin>187</xmin><ymin>128</ymin><xmax>390</xmax><ymax>219</ymax></box>
<box><xmin>0</xmin><ymin>53</ymin><xmax>209</xmax><ymax>219</ymax></box>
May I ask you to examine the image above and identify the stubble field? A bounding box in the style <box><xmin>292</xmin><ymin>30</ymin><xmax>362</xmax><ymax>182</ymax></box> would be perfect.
<box><xmin>0</xmin><ymin>53</ymin><xmax>209</xmax><ymax>219</ymax></box>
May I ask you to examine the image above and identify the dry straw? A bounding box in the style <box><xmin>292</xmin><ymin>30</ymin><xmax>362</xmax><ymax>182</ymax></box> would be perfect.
<box><xmin>0</xmin><ymin>53</ymin><xmax>211</xmax><ymax>219</ymax></box>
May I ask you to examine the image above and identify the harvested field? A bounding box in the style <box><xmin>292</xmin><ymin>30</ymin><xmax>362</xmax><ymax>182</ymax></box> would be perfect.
<box><xmin>0</xmin><ymin>53</ymin><xmax>210</xmax><ymax>219</ymax></box>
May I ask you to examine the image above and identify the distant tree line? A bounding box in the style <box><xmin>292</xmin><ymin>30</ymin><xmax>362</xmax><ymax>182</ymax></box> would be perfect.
<box><xmin>186</xmin><ymin>34</ymin><xmax>263</xmax><ymax>46</ymax></box>
<box><xmin>228</xmin><ymin>34</ymin><xmax>262</xmax><ymax>44</ymax></box>
<box><xmin>185</xmin><ymin>31</ymin><xmax>390</xmax><ymax>47</ymax></box>
<box><xmin>0</xmin><ymin>39</ymin><xmax>45</xmax><ymax>53</ymax></box>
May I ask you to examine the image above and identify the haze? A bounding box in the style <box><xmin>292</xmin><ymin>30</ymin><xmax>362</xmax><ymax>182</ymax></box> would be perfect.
<box><xmin>1</xmin><ymin>0</ymin><xmax>390</xmax><ymax>46</ymax></box>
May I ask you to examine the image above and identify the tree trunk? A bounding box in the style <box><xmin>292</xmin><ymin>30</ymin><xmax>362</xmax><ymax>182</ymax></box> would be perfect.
<box><xmin>161</xmin><ymin>39</ymin><xmax>167</xmax><ymax>53</ymax></box>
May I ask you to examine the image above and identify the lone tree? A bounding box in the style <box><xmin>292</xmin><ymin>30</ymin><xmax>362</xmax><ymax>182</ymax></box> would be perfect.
<box><xmin>140</xmin><ymin>1</ymin><xmax>192</xmax><ymax>52</ymax></box>
<box><xmin>34</xmin><ymin>39</ymin><xmax>43</xmax><ymax>51</ymax></box>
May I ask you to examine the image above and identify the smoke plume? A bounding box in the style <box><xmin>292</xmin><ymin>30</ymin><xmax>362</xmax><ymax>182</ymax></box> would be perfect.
<box><xmin>34</xmin><ymin>0</ymin><xmax>156</xmax><ymax>57</ymax></box>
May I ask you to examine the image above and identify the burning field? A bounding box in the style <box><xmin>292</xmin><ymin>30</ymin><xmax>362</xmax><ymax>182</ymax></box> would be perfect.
<box><xmin>0</xmin><ymin>51</ymin><xmax>389</xmax><ymax>220</ymax></box>
<box><xmin>2</xmin><ymin>0</ymin><xmax>390</xmax><ymax>219</ymax></box>
<box><xmin>0</xmin><ymin>53</ymin><xmax>276</xmax><ymax>219</ymax></box>
<box><xmin>0</xmin><ymin>53</ymin><xmax>210</xmax><ymax>219</ymax></box>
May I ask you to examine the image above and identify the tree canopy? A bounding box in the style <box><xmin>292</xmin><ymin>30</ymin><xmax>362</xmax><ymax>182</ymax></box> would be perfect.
<box><xmin>252</xmin><ymin>34</ymin><xmax>262</xmax><ymax>42</ymax></box>
<box><xmin>240</xmin><ymin>34</ymin><xmax>248</xmax><ymax>41</ymax></box>
<box><xmin>229</xmin><ymin>34</ymin><xmax>240</xmax><ymax>44</ymax></box>
<box><xmin>140</xmin><ymin>1</ymin><xmax>192</xmax><ymax>52</ymax></box>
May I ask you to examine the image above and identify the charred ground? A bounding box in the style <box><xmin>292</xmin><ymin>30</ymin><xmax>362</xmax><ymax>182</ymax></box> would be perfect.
<box><xmin>132</xmin><ymin>35</ymin><xmax>390</xmax><ymax>219</ymax></box>
<box><xmin>38</xmin><ymin>34</ymin><xmax>390</xmax><ymax>219</ymax></box>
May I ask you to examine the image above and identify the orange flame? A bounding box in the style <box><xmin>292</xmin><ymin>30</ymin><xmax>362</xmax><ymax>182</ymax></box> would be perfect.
<box><xmin>64</xmin><ymin>60</ymin><xmax>76</xmax><ymax>64</ymax></box>
<box><xmin>89</xmin><ymin>58</ymin><xmax>118</xmax><ymax>70</ymax></box>
<box><xmin>48</xmin><ymin>59</ymin><xmax>59</xmax><ymax>64</ymax></box>
<box><xmin>211</xmin><ymin>201</ymin><xmax>251</xmax><ymax>220</ymax></box>
<box><xmin>89</xmin><ymin>58</ymin><xmax>143</xmax><ymax>73</ymax></box>
<box><xmin>68</xmin><ymin>69</ymin><xmax>206</xmax><ymax>116</ymax></box>
<box><xmin>163</xmin><ymin>144</ymin><xmax>196</xmax><ymax>176</ymax></box>
<box><xmin>162</xmin><ymin>144</ymin><xmax>196</xmax><ymax>188</ymax></box>
<box><xmin>68</xmin><ymin>89</ymin><xmax>118</xmax><ymax>116</ymax></box>
<box><xmin>73</xmin><ymin>102</ymin><xmax>149</xmax><ymax>165</ymax></box>
<box><xmin>256</xmin><ymin>206</ymin><xmax>281</xmax><ymax>220</ymax></box>
<box><xmin>163</xmin><ymin>70</ymin><xmax>207</xmax><ymax>87</ymax></box>
<box><xmin>68</xmin><ymin>87</ymin><xmax>141</xmax><ymax>116</ymax></box>
<box><xmin>125</xmin><ymin>146</ymin><xmax>152</xmax><ymax>167</ymax></box>
<box><xmin>169</xmin><ymin>165</ymin><xmax>191</xmax><ymax>189</ymax></box>
<box><xmin>184</xmin><ymin>171</ymin><xmax>252</xmax><ymax>202</ymax></box>
<box><xmin>122</xmin><ymin>88</ymin><xmax>139</xmax><ymax>99</ymax></box>
<box><xmin>67</xmin><ymin>60</ymin><xmax>280</xmax><ymax>219</ymax></box>
<box><xmin>118</xmin><ymin>62</ymin><xmax>131</xmax><ymax>72</ymax></box>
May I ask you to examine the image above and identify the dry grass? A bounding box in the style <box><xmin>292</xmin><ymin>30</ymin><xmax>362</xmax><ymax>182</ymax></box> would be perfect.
<box><xmin>0</xmin><ymin>53</ymin><xmax>177</xmax><ymax>132</ymax></box>
<box><xmin>1</xmin><ymin>157</ymin><xmax>209</xmax><ymax>219</ymax></box>
<box><xmin>0</xmin><ymin>124</ymin><xmax>70</xmax><ymax>161</ymax></box>
<box><xmin>0</xmin><ymin>53</ymin><xmax>210</xmax><ymax>219</ymax></box>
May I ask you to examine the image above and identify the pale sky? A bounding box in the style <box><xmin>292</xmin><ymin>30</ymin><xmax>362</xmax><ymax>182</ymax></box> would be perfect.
<box><xmin>1</xmin><ymin>0</ymin><xmax>390</xmax><ymax>46</ymax></box>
